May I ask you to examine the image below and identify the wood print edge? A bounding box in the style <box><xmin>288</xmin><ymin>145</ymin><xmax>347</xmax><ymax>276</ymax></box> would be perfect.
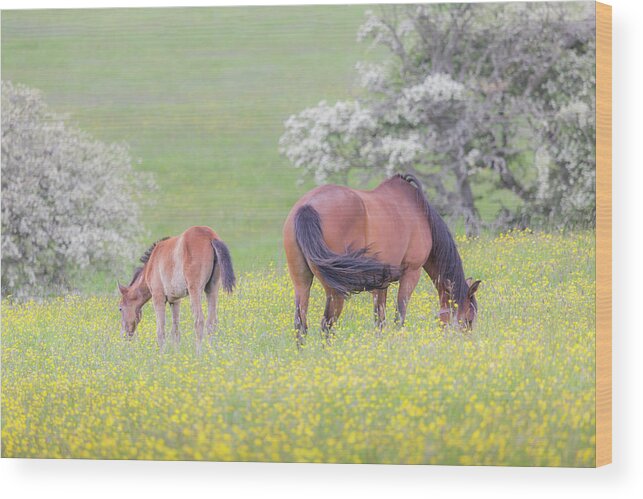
<box><xmin>595</xmin><ymin>1</ymin><xmax>612</xmax><ymax>468</ymax></box>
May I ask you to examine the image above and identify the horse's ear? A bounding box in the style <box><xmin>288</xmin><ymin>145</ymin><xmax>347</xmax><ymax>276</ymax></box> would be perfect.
<box><xmin>444</xmin><ymin>278</ymin><xmax>454</xmax><ymax>293</ymax></box>
<box><xmin>467</xmin><ymin>279</ymin><xmax>481</xmax><ymax>297</ymax></box>
<box><xmin>466</xmin><ymin>277</ymin><xmax>473</xmax><ymax>287</ymax></box>
<box><xmin>118</xmin><ymin>282</ymin><xmax>127</xmax><ymax>294</ymax></box>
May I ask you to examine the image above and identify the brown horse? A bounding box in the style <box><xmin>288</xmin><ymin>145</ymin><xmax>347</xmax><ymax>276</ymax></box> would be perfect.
<box><xmin>283</xmin><ymin>173</ymin><xmax>480</xmax><ymax>345</ymax></box>
<box><xmin>118</xmin><ymin>226</ymin><xmax>235</xmax><ymax>353</ymax></box>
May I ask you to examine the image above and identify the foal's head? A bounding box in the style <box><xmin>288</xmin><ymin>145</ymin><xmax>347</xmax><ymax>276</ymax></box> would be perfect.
<box><xmin>117</xmin><ymin>278</ymin><xmax>145</xmax><ymax>338</ymax></box>
<box><xmin>117</xmin><ymin>238</ymin><xmax>166</xmax><ymax>338</ymax></box>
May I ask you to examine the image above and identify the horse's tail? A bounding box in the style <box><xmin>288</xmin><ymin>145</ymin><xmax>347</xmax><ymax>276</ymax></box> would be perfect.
<box><xmin>211</xmin><ymin>239</ymin><xmax>236</xmax><ymax>293</ymax></box>
<box><xmin>293</xmin><ymin>204</ymin><xmax>401</xmax><ymax>297</ymax></box>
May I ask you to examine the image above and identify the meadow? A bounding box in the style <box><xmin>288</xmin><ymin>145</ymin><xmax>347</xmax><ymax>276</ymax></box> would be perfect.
<box><xmin>2</xmin><ymin>6</ymin><xmax>597</xmax><ymax>467</ymax></box>
<box><xmin>2</xmin><ymin>230</ymin><xmax>596</xmax><ymax>466</ymax></box>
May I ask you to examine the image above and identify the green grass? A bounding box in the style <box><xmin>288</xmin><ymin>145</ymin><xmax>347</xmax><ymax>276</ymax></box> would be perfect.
<box><xmin>1</xmin><ymin>6</ymin><xmax>374</xmax><ymax>276</ymax></box>
<box><xmin>1</xmin><ymin>231</ymin><xmax>596</xmax><ymax>465</ymax></box>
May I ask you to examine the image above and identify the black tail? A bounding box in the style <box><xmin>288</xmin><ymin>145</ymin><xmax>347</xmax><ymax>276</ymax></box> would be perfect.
<box><xmin>400</xmin><ymin>173</ymin><xmax>470</xmax><ymax>307</ymax></box>
<box><xmin>211</xmin><ymin>239</ymin><xmax>236</xmax><ymax>293</ymax></box>
<box><xmin>293</xmin><ymin>204</ymin><xmax>401</xmax><ymax>297</ymax></box>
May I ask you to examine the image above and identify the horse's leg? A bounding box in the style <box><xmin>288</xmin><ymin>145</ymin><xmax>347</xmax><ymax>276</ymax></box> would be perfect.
<box><xmin>294</xmin><ymin>278</ymin><xmax>312</xmax><ymax>348</ymax></box>
<box><xmin>372</xmin><ymin>288</ymin><xmax>388</xmax><ymax>331</ymax></box>
<box><xmin>152</xmin><ymin>293</ymin><xmax>167</xmax><ymax>351</ymax></box>
<box><xmin>188</xmin><ymin>287</ymin><xmax>206</xmax><ymax>354</ymax></box>
<box><xmin>205</xmin><ymin>279</ymin><xmax>220</xmax><ymax>345</ymax></box>
<box><xmin>287</xmin><ymin>242</ymin><xmax>314</xmax><ymax>348</ymax></box>
<box><xmin>396</xmin><ymin>269</ymin><xmax>421</xmax><ymax>326</ymax></box>
<box><xmin>321</xmin><ymin>289</ymin><xmax>344</xmax><ymax>345</ymax></box>
<box><xmin>170</xmin><ymin>301</ymin><xmax>181</xmax><ymax>346</ymax></box>
<box><xmin>423</xmin><ymin>262</ymin><xmax>450</xmax><ymax>325</ymax></box>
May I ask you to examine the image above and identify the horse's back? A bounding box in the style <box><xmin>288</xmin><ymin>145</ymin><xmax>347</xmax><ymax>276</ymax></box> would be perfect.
<box><xmin>310</xmin><ymin>185</ymin><xmax>368</xmax><ymax>253</ymax></box>
<box><xmin>285</xmin><ymin>179</ymin><xmax>431</xmax><ymax>269</ymax></box>
<box><xmin>362</xmin><ymin>179</ymin><xmax>432</xmax><ymax>268</ymax></box>
<box><xmin>284</xmin><ymin>184</ymin><xmax>366</xmax><ymax>252</ymax></box>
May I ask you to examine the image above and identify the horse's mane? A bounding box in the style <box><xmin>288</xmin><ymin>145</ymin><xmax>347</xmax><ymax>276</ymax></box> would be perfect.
<box><xmin>396</xmin><ymin>173</ymin><xmax>472</xmax><ymax>308</ymax></box>
<box><xmin>127</xmin><ymin>237</ymin><xmax>170</xmax><ymax>286</ymax></box>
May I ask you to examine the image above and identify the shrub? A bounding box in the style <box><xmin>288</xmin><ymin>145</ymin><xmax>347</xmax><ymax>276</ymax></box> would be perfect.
<box><xmin>1</xmin><ymin>81</ymin><xmax>154</xmax><ymax>297</ymax></box>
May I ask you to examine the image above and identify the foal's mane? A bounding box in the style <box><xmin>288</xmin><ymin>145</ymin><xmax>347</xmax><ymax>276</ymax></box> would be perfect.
<box><xmin>396</xmin><ymin>173</ymin><xmax>472</xmax><ymax>308</ymax></box>
<box><xmin>128</xmin><ymin>237</ymin><xmax>170</xmax><ymax>286</ymax></box>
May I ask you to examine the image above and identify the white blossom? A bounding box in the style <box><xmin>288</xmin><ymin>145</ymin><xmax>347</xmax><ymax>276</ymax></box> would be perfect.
<box><xmin>280</xmin><ymin>2</ymin><xmax>596</xmax><ymax>231</ymax></box>
<box><xmin>1</xmin><ymin>81</ymin><xmax>155</xmax><ymax>297</ymax></box>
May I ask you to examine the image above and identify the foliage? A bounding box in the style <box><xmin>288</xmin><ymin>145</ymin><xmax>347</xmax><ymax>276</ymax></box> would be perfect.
<box><xmin>280</xmin><ymin>2</ymin><xmax>596</xmax><ymax>233</ymax></box>
<box><xmin>1</xmin><ymin>81</ymin><xmax>154</xmax><ymax>297</ymax></box>
<box><xmin>2</xmin><ymin>231</ymin><xmax>595</xmax><ymax>465</ymax></box>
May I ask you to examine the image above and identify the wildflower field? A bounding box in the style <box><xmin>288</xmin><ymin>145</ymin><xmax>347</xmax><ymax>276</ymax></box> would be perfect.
<box><xmin>1</xmin><ymin>230</ymin><xmax>596</xmax><ymax>466</ymax></box>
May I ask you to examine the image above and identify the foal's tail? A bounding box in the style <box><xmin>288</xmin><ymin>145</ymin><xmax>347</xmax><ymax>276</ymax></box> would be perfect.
<box><xmin>211</xmin><ymin>239</ymin><xmax>236</xmax><ymax>293</ymax></box>
<box><xmin>293</xmin><ymin>204</ymin><xmax>401</xmax><ymax>297</ymax></box>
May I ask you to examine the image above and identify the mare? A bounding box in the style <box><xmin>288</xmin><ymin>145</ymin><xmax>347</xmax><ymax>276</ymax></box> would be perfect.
<box><xmin>118</xmin><ymin>226</ymin><xmax>235</xmax><ymax>353</ymax></box>
<box><xmin>283</xmin><ymin>173</ymin><xmax>480</xmax><ymax>346</ymax></box>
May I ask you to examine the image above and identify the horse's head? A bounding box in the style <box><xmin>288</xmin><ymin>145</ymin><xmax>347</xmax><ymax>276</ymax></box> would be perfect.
<box><xmin>118</xmin><ymin>283</ymin><xmax>144</xmax><ymax>338</ymax></box>
<box><xmin>440</xmin><ymin>278</ymin><xmax>481</xmax><ymax>330</ymax></box>
<box><xmin>459</xmin><ymin>278</ymin><xmax>481</xmax><ymax>329</ymax></box>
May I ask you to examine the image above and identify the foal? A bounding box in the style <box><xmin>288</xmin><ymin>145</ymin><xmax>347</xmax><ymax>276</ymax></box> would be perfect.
<box><xmin>118</xmin><ymin>226</ymin><xmax>235</xmax><ymax>353</ymax></box>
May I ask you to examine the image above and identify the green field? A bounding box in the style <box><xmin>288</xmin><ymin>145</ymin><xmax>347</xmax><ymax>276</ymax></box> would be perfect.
<box><xmin>1</xmin><ymin>6</ymin><xmax>374</xmax><ymax>275</ymax></box>
<box><xmin>2</xmin><ymin>231</ymin><xmax>596</xmax><ymax>465</ymax></box>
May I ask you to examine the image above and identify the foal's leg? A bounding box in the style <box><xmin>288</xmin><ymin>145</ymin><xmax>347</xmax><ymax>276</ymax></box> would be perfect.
<box><xmin>152</xmin><ymin>293</ymin><xmax>167</xmax><ymax>350</ymax></box>
<box><xmin>170</xmin><ymin>301</ymin><xmax>181</xmax><ymax>346</ymax></box>
<box><xmin>321</xmin><ymin>289</ymin><xmax>345</xmax><ymax>345</ymax></box>
<box><xmin>188</xmin><ymin>287</ymin><xmax>206</xmax><ymax>354</ymax></box>
<box><xmin>372</xmin><ymin>288</ymin><xmax>388</xmax><ymax>331</ymax></box>
<box><xmin>395</xmin><ymin>269</ymin><xmax>421</xmax><ymax>326</ymax></box>
<box><xmin>205</xmin><ymin>278</ymin><xmax>220</xmax><ymax>344</ymax></box>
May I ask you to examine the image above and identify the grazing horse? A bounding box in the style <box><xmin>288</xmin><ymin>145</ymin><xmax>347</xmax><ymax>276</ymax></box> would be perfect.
<box><xmin>283</xmin><ymin>173</ymin><xmax>480</xmax><ymax>345</ymax></box>
<box><xmin>118</xmin><ymin>226</ymin><xmax>236</xmax><ymax>353</ymax></box>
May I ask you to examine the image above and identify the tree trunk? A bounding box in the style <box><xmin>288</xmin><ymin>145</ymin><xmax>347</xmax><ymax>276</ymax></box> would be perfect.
<box><xmin>455</xmin><ymin>157</ymin><xmax>480</xmax><ymax>237</ymax></box>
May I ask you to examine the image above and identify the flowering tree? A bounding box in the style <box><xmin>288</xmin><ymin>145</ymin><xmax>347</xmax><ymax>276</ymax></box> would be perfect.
<box><xmin>280</xmin><ymin>2</ymin><xmax>596</xmax><ymax>233</ymax></box>
<box><xmin>1</xmin><ymin>81</ymin><xmax>154</xmax><ymax>297</ymax></box>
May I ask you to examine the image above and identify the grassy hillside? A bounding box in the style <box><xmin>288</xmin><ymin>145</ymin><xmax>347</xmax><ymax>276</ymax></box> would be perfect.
<box><xmin>2</xmin><ymin>6</ymin><xmax>372</xmax><ymax>275</ymax></box>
